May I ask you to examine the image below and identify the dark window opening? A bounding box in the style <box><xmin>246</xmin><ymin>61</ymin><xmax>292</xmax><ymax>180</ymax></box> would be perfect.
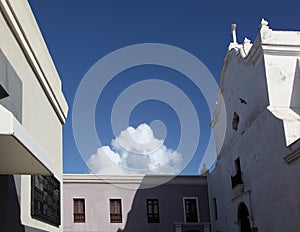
<box><xmin>235</xmin><ymin>158</ymin><xmax>241</xmax><ymax>174</ymax></box>
<box><xmin>231</xmin><ymin>157</ymin><xmax>243</xmax><ymax>188</ymax></box>
<box><xmin>73</xmin><ymin>199</ymin><xmax>85</xmax><ymax>223</ymax></box>
<box><xmin>110</xmin><ymin>199</ymin><xmax>122</xmax><ymax>223</ymax></box>
<box><xmin>213</xmin><ymin>198</ymin><xmax>218</xmax><ymax>220</ymax></box>
<box><xmin>232</xmin><ymin>112</ymin><xmax>240</xmax><ymax>131</ymax></box>
<box><xmin>184</xmin><ymin>198</ymin><xmax>198</xmax><ymax>223</ymax></box>
<box><xmin>147</xmin><ymin>199</ymin><xmax>160</xmax><ymax>223</ymax></box>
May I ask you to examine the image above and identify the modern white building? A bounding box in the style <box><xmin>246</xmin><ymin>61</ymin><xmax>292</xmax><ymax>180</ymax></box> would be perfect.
<box><xmin>63</xmin><ymin>174</ymin><xmax>211</xmax><ymax>232</ymax></box>
<box><xmin>0</xmin><ymin>0</ymin><xmax>68</xmax><ymax>231</ymax></box>
<box><xmin>209</xmin><ymin>20</ymin><xmax>300</xmax><ymax>232</ymax></box>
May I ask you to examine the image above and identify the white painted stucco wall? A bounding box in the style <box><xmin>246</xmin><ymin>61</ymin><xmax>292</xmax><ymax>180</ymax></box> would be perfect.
<box><xmin>209</xmin><ymin>20</ymin><xmax>300</xmax><ymax>232</ymax></box>
<box><xmin>0</xmin><ymin>0</ymin><xmax>68</xmax><ymax>231</ymax></box>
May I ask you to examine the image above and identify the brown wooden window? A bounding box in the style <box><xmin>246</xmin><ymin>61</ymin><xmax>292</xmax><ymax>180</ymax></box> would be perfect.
<box><xmin>110</xmin><ymin>199</ymin><xmax>122</xmax><ymax>223</ymax></box>
<box><xmin>147</xmin><ymin>199</ymin><xmax>160</xmax><ymax>223</ymax></box>
<box><xmin>184</xmin><ymin>198</ymin><xmax>199</xmax><ymax>223</ymax></box>
<box><xmin>73</xmin><ymin>199</ymin><xmax>85</xmax><ymax>223</ymax></box>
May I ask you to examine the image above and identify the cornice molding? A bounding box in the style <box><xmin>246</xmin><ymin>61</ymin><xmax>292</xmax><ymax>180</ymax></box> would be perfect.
<box><xmin>262</xmin><ymin>44</ymin><xmax>300</xmax><ymax>57</ymax></box>
<box><xmin>63</xmin><ymin>174</ymin><xmax>208</xmax><ymax>185</ymax></box>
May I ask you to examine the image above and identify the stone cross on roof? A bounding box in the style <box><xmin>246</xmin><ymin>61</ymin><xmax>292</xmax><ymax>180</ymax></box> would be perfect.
<box><xmin>231</xmin><ymin>24</ymin><xmax>237</xmax><ymax>44</ymax></box>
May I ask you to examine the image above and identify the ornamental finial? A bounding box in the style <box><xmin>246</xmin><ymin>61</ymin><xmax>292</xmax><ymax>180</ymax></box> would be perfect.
<box><xmin>260</xmin><ymin>18</ymin><xmax>269</xmax><ymax>29</ymax></box>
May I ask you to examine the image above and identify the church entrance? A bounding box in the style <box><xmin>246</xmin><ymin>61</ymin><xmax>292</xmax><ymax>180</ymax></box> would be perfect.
<box><xmin>238</xmin><ymin>202</ymin><xmax>251</xmax><ymax>232</ymax></box>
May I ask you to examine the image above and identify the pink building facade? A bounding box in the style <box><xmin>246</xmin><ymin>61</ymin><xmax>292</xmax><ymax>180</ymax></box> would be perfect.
<box><xmin>63</xmin><ymin>174</ymin><xmax>211</xmax><ymax>232</ymax></box>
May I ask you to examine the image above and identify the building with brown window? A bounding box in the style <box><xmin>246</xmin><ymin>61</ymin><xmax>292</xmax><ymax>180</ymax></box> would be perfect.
<box><xmin>0</xmin><ymin>1</ymin><xmax>68</xmax><ymax>231</ymax></box>
<box><xmin>208</xmin><ymin>20</ymin><xmax>300</xmax><ymax>232</ymax></box>
<box><xmin>63</xmin><ymin>174</ymin><xmax>211</xmax><ymax>232</ymax></box>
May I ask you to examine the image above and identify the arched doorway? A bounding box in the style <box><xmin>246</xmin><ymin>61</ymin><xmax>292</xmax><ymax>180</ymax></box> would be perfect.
<box><xmin>238</xmin><ymin>202</ymin><xmax>251</xmax><ymax>232</ymax></box>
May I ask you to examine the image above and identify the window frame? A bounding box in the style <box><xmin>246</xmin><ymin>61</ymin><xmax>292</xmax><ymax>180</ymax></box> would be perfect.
<box><xmin>109</xmin><ymin>199</ymin><xmax>122</xmax><ymax>223</ymax></box>
<box><xmin>183</xmin><ymin>197</ymin><xmax>200</xmax><ymax>223</ymax></box>
<box><xmin>146</xmin><ymin>199</ymin><xmax>160</xmax><ymax>223</ymax></box>
<box><xmin>73</xmin><ymin>198</ymin><xmax>85</xmax><ymax>223</ymax></box>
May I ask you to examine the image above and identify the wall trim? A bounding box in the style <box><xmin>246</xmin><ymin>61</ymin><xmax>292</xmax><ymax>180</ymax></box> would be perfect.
<box><xmin>0</xmin><ymin>0</ymin><xmax>67</xmax><ymax>123</ymax></box>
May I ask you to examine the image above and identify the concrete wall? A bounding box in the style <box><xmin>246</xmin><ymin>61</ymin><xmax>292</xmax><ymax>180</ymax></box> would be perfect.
<box><xmin>0</xmin><ymin>0</ymin><xmax>67</xmax><ymax>231</ymax></box>
<box><xmin>63</xmin><ymin>175</ymin><xmax>210</xmax><ymax>232</ymax></box>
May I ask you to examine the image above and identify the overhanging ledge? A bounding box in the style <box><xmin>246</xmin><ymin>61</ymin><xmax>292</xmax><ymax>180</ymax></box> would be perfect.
<box><xmin>0</xmin><ymin>105</ymin><xmax>53</xmax><ymax>175</ymax></box>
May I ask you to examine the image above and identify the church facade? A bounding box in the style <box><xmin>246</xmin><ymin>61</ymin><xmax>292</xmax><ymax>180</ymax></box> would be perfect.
<box><xmin>208</xmin><ymin>20</ymin><xmax>300</xmax><ymax>232</ymax></box>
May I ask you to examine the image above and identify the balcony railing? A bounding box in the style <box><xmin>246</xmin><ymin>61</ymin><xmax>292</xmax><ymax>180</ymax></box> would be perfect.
<box><xmin>110</xmin><ymin>213</ymin><xmax>122</xmax><ymax>223</ymax></box>
<box><xmin>174</xmin><ymin>222</ymin><xmax>210</xmax><ymax>232</ymax></box>
<box><xmin>74</xmin><ymin>213</ymin><xmax>85</xmax><ymax>223</ymax></box>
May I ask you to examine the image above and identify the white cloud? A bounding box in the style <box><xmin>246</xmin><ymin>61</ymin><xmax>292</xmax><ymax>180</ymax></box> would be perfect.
<box><xmin>87</xmin><ymin>123</ymin><xmax>182</xmax><ymax>175</ymax></box>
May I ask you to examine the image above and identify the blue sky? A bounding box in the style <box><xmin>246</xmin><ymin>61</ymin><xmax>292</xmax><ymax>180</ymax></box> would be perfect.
<box><xmin>28</xmin><ymin>0</ymin><xmax>300</xmax><ymax>174</ymax></box>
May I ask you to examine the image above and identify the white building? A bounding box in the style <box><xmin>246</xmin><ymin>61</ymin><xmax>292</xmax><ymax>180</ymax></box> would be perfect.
<box><xmin>0</xmin><ymin>0</ymin><xmax>68</xmax><ymax>231</ymax></box>
<box><xmin>63</xmin><ymin>174</ymin><xmax>211</xmax><ymax>232</ymax></box>
<box><xmin>209</xmin><ymin>20</ymin><xmax>300</xmax><ymax>232</ymax></box>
